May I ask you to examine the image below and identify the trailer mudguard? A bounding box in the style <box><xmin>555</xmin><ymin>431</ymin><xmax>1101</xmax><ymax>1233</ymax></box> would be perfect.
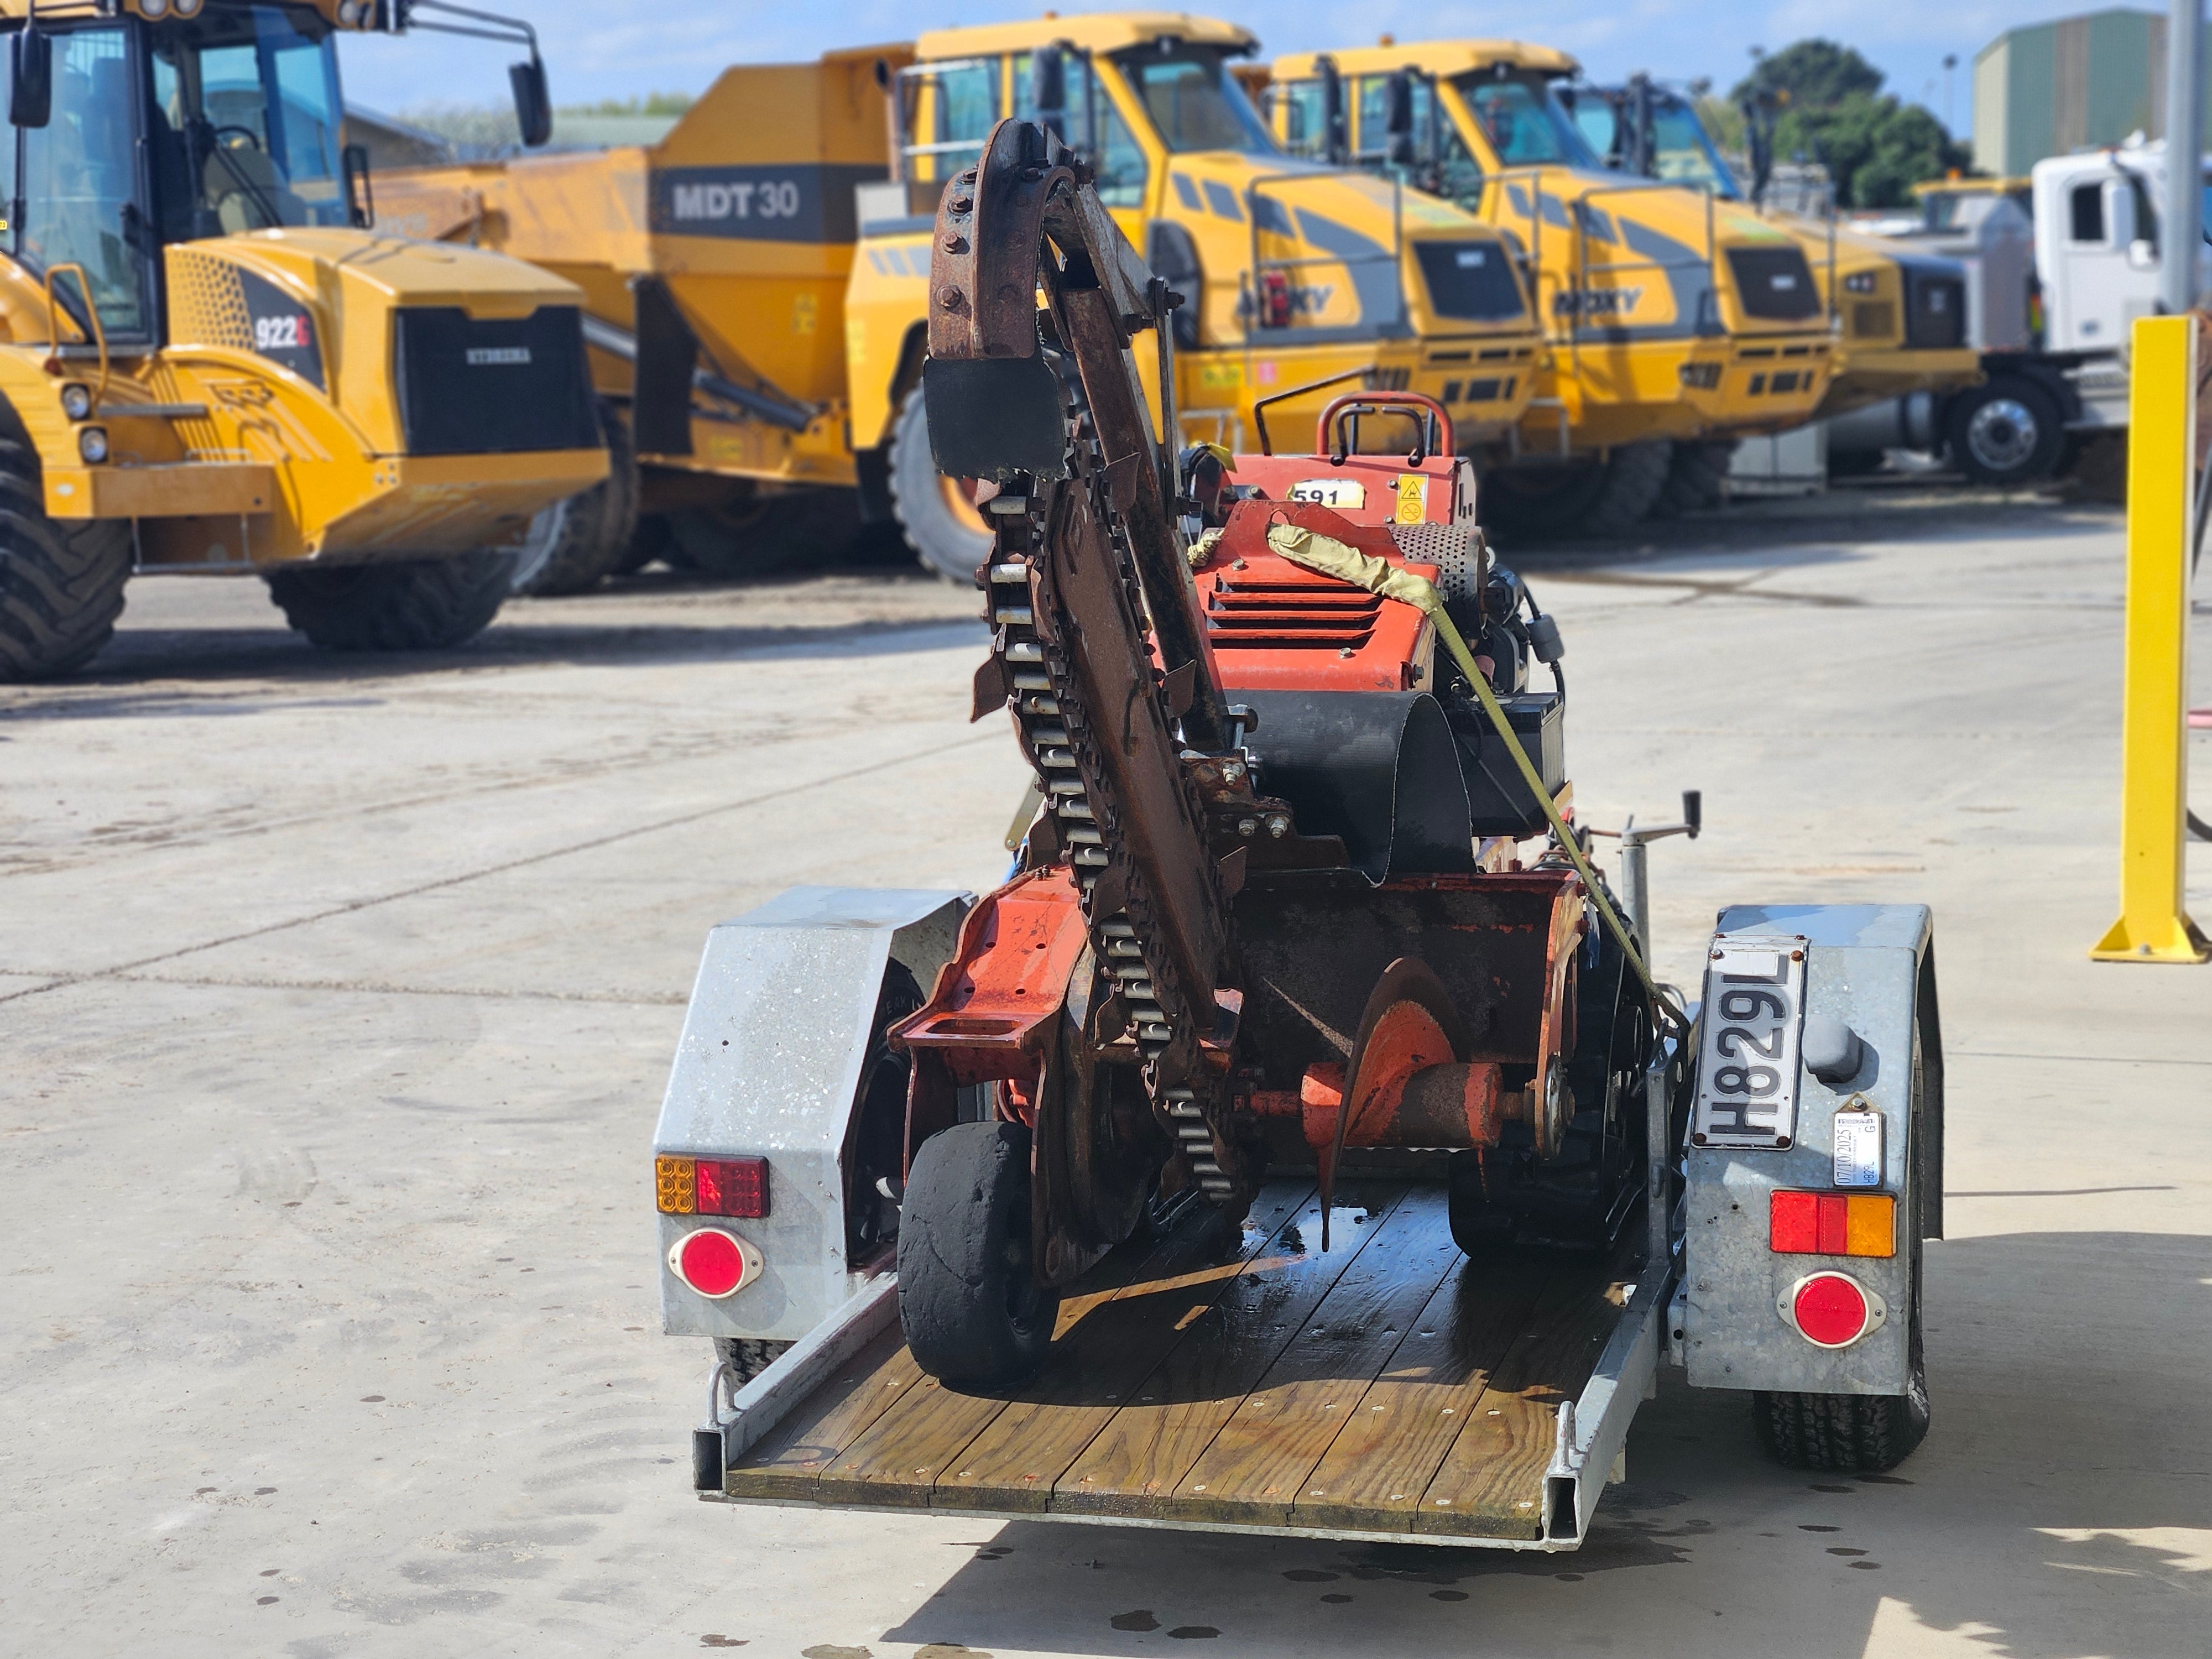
<box><xmin>654</xmin><ymin>886</ymin><xmax>968</xmax><ymax>1342</ymax></box>
<box><xmin>1681</xmin><ymin>903</ymin><xmax>1941</xmax><ymax>1396</ymax></box>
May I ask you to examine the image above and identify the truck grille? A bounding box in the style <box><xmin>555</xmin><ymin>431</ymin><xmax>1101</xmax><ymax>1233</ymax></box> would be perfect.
<box><xmin>1415</xmin><ymin>242</ymin><xmax>1527</xmax><ymax>322</ymax></box>
<box><xmin>1850</xmin><ymin>300</ymin><xmax>1896</xmax><ymax>340</ymax></box>
<box><xmin>1902</xmin><ymin>265</ymin><xmax>1965</xmax><ymax>349</ymax></box>
<box><xmin>1725</xmin><ymin>246</ymin><xmax>1822</xmax><ymax>321</ymax></box>
<box><xmin>392</xmin><ymin>305</ymin><xmax>598</xmax><ymax>456</ymax></box>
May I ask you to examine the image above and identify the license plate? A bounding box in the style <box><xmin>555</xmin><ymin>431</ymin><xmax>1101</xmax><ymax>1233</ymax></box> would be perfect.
<box><xmin>1692</xmin><ymin>934</ymin><xmax>1807</xmax><ymax>1149</ymax></box>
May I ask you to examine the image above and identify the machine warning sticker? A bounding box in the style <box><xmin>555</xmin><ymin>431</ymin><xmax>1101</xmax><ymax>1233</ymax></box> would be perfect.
<box><xmin>1692</xmin><ymin>933</ymin><xmax>1807</xmax><ymax>1149</ymax></box>
<box><xmin>649</xmin><ymin>163</ymin><xmax>884</xmax><ymax>246</ymax></box>
<box><xmin>1394</xmin><ymin>474</ymin><xmax>1428</xmax><ymax>523</ymax></box>
<box><xmin>239</xmin><ymin>268</ymin><xmax>324</xmax><ymax>390</ymax></box>
<box><xmin>1288</xmin><ymin>478</ymin><xmax>1364</xmax><ymax>508</ymax></box>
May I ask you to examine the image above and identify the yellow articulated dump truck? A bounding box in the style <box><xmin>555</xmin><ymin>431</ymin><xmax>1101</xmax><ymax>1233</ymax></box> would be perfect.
<box><xmin>371</xmin><ymin>46</ymin><xmax>904</xmax><ymax>593</ymax></box>
<box><xmin>1261</xmin><ymin>40</ymin><xmax>1838</xmax><ymax>536</ymax></box>
<box><xmin>0</xmin><ymin>0</ymin><xmax>607</xmax><ymax>681</ymax></box>
<box><xmin>843</xmin><ymin>11</ymin><xmax>1547</xmax><ymax>581</ymax></box>
<box><xmin>1560</xmin><ymin>76</ymin><xmax>1981</xmax><ymax>426</ymax></box>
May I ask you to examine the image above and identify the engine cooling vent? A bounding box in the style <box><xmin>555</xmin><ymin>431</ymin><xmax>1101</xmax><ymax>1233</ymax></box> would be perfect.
<box><xmin>1389</xmin><ymin>520</ymin><xmax>1485</xmax><ymax>604</ymax></box>
<box><xmin>1204</xmin><ymin>565</ymin><xmax>1381</xmax><ymax>650</ymax></box>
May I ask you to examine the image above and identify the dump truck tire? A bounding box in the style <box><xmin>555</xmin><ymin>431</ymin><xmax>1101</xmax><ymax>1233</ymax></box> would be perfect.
<box><xmin>1479</xmin><ymin>442</ymin><xmax>1670</xmax><ymax>541</ymax></box>
<box><xmin>512</xmin><ymin>400</ymin><xmax>639</xmax><ymax>596</ymax></box>
<box><xmin>669</xmin><ymin>487</ymin><xmax>860</xmax><ymax>578</ymax></box>
<box><xmin>889</xmin><ymin>387</ymin><xmax>993</xmax><ymax>584</ymax></box>
<box><xmin>1571</xmin><ymin>441</ymin><xmax>1673</xmax><ymax>538</ymax></box>
<box><xmin>1648</xmin><ymin>440</ymin><xmax>1736</xmax><ymax>518</ymax></box>
<box><xmin>0</xmin><ymin>434</ymin><xmax>132</xmax><ymax>681</ymax></box>
<box><xmin>265</xmin><ymin>552</ymin><xmax>513</xmax><ymax>651</ymax></box>
<box><xmin>1755</xmin><ymin>1013</ymin><xmax>1933</xmax><ymax>1472</ymax></box>
<box><xmin>897</xmin><ymin>1120</ymin><xmax>1058</xmax><ymax>1387</ymax></box>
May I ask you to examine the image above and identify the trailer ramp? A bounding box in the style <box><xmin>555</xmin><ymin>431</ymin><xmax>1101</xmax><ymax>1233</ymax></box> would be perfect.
<box><xmin>706</xmin><ymin>1179</ymin><xmax>1665</xmax><ymax>1548</ymax></box>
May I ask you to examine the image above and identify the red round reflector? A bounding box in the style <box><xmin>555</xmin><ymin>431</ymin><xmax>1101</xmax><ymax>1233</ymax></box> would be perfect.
<box><xmin>1792</xmin><ymin>1272</ymin><xmax>1872</xmax><ymax>1347</ymax></box>
<box><xmin>674</xmin><ymin>1229</ymin><xmax>749</xmax><ymax>1298</ymax></box>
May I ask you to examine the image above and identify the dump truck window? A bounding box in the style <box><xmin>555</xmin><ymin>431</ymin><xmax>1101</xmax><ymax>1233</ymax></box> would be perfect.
<box><xmin>1455</xmin><ymin>76</ymin><xmax>1597</xmax><ymax>169</ymax></box>
<box><xmin>1649</xmin><ymin>100</ymin><xmax>1741</xmax><ymax>197</ymax></box>
<box><xmin>1026</xmin><ymin>51</ymin><xmax>1145</xmax><ymax>208</ymax></box>
<box><xmin>148</xmin><ymin>6</ymin><xmax>348</xmax><ymax>241</ymax></box>
<box><xmin>902</xmin><ymin>59</ymin><xmax>1001</xmax><ymax>184</ymax></box>
<box><xmin>15</xmin><ymin>25</ymin><xmax>152</xmax><ymax>338</ymax></box>
<box><xmin>1093</xmin><ymin>80</ymin><xmax>1146</xmax><ymax>207</ymax></box>
<box><xmin>1112</xmin><ymin>46</ymin><xmax>1274</xmax><ymax>156</ymax></box>
<box><xmin>1277</xmin><ymin>80</ymin><xmax>1330</xmax><ymax>160</ymax></box>
<box><xmin>1352</xmin><ymin>74</ymin><xmax>1483</xmax><ymax>206</ymax></box>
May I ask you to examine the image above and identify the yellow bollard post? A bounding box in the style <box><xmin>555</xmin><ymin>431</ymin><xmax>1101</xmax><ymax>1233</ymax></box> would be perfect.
<box><xmin>2091</xmin><ymin>314</ymin><xmax>2209</xmax><ymax>962</ymax></box>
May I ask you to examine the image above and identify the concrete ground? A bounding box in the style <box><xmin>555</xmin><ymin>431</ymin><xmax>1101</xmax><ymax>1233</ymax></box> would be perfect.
<box><xmin>3</xmin><ymin>490</ymin><xmax>2208</xmax><ymax>1659</ymax></box>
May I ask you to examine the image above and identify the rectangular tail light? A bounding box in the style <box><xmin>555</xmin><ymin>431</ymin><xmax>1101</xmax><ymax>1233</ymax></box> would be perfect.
<box><xmin>655</xmin><ymin>1155</ymin><xmax>770</xmax><ymax>1219</ymax></box>
<box><xmin>1770</xmin><ymin>1190</ymin><xmax>1894</xmax><ymax>1258</ymax></box>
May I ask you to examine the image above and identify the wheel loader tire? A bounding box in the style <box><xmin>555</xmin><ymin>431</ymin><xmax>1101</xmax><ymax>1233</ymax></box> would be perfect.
<box><xmin>265</xmin><ymin>551</ymin><xmax>513</xmax><ymax>652</ymax></box>
<box><xmin>889</xmin><ymin>385</ymin><xmax>993</xmax><ymax>584</ymax></box>
<box><xmin>1648</xmin><ymin>440</ymin><xmax>1736</xmax><ymax>518</ymax></box>
<box><xmin>897</xmin><ymin>1120</ymin><xmax>1059</xmax><ymax>1388</ymax></box>
<box><xmin>0</xmin><ymin>434</ymin><xmax>133</xmax><ymax>681</ymax></box>
<box><xmin>512</xmin><ymin>399</ymin><xmax>639</xmax><ymax>596</ymax></box>
<box><xmin>669</xmin><ymin>486</ymin><xmax>861</xmax><ymax>579</ymax></box>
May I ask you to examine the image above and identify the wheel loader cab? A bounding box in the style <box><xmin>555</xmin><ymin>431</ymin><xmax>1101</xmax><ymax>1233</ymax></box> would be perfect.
<box><xmin>0</xmin><ymin>0</ymin><xmax>606</xmax><ymax>679</ymax></box>
<box><xmin>844</xmin><ymin>12</ymin><xmax>1545</xmax><ymax>581</ymax></box>
<box><xmin>1562</xmin><ymin>77</ymin><xmax>1981</xmax><ymax>421</ymax></box>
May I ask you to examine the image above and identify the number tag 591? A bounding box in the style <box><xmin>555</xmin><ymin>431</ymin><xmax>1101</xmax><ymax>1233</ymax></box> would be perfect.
<box><xmin>1692</xmin><ymin>934</ymin><xmax>1807</xmax><ymax>1150</ymax></box>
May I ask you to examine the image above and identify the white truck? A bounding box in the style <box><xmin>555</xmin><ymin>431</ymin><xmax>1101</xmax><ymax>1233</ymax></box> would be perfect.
<box><xmin>1828</xmin><ymin>139</ymin><xmax>2206</xmax><ymax>487</ymax></box>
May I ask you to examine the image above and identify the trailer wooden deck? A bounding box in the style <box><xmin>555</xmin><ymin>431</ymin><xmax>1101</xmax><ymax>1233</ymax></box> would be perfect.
<box><xmin>711</xmin><ymin>1180</ymin><xmax>1653</xmax><ymax>1546</ymax></box>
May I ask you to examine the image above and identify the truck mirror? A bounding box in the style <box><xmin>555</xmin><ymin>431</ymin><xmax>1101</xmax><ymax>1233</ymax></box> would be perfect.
<box><xmin>11</xmin><ymin>28</ymin><xmax>52</xmax><ymax>131</ymax></box>
<box><xmin>1385</xmin><ymin>71</ymin><xmax>1414</xmax><ymax>137</ymax></box>
<box><xmin>510</xmin><ymin>53</ymin><xmax>552</xmax><ymax>148</ymax></box>
<box><xmin>1317</xmin><ymin>57</ymin><xmax>1345</xmax><ymax>164</ymax></box>
<box><xmin>1029</xmin><ymin>48</ymin><xmax>1066</xmax><ymax>132</ymax></box>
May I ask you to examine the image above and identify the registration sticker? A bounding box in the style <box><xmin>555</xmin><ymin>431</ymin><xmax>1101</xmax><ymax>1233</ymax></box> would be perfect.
<box><xmin>1692</xmin><ymin>934</ymin><xmax>1807</xmax><ymax>1149</ymax></box>
<box><xmin>1832</xmin><ymin>1097</ymin><xmax>1884</xmax><ymax>1187</ymax></box>
<box><xmin>1289</xmin><ymin>478</ymin><xmax>1365</xmax><ymax>508</ymax></box>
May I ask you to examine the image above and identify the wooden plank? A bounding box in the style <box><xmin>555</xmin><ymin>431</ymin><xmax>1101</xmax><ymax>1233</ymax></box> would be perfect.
<box><xmin>1287</xmin><ymin>1250</ymin><xmax>1549</xmax><ymax>1533</ymax></box>
<box><xmin>812</xmin><ymin>1208</ymin><xmax>1201</xmax><ymax>1510</ymax></box>
<box><xmin>1050</xmin><ymin>1181</ymin><xmax>1410</xmax><ymax>1521</ymax></box>
<box><xmin>1166</xmin><ymin>1189</ymin><xmax>1465</xmax><ymax>1528</ymax></box>
<box><xmin>934</xmin><ymin>1183</ymin><xmax>1312</xmax><ymax>1514</ymax></box>
<box><xmin>1413</xmin><ymin>1243</ymin><xmax>1637</xmax><ymax>1540</ymax></box>
<box><xmin>722</xmin><ymin>1324</ymin><xmax>922</xmax><ymax>1502</ymax></box>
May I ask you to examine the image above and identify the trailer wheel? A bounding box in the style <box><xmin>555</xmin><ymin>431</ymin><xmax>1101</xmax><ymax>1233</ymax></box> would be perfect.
<box><xmin>889</xmin><ymin>387</ymin><xmax>993</xmax><ymax>584</ymax></box>
<box><xmin>1754</xmin><ymin>1018</ymin><xmax>1933</xmax><ymax>1472</ymax></box>
<box><xmin>898</xmin><ymin>1119</ymin><xmax>1059</xmax><ymax>1387</ymax></box>
<box><xmin>0</xmin><ymin>434</ymin><xmax>133</xmax><ymax>682</ymax></box>
<box><xmin>511</xmin><ymin>399</ymin><xmax>639</xmax><ymax>596</ymax></box>
<box><xmin>264</xmin><ymin>551</ymin><xmax>513</xmax><ymax>651</ymax></box>
<box><xmin>1647</xmin><ymin>440</ymin><xmax>1737</xmax><ymax>519</ymax></box>
<box><xmin>1945</xmin><ymin>377</ymin><xmax>2062</xmax><ymax>487</ymax></box>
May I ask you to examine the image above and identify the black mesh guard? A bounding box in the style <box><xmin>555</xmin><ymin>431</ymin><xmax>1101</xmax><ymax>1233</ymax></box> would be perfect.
<box><xmin>392</xmin><ymin>305</ymin><xmax>598</xmax><ymax>456</ymax></box>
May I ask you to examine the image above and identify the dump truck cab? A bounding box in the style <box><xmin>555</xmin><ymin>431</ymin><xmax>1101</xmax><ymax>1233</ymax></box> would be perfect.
<box><xmin>1264</xmin><ymin>40</ymin><xmax>1838</xmax><ymax>535</ymax></box>
<box><xmin>0</xmin><ymin>0</ymin><xmax>606</xmax><ymax>679</ymax></box>
<box><xmin>844</xmin><ymin>12</ymin><xmax>1546</xmax><ymax>580</ymax></box>
<box><xmin>1563</xmin><ymin>77</ymin><xmax>1982</xmax><ymax>420</ymax></box>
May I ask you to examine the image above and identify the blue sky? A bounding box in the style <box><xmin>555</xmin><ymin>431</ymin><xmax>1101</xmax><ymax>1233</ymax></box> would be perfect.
<box><xmin>338</xmin><ymin>1</ymin><xmax>2168</xmax><ymax>138</ymax></box>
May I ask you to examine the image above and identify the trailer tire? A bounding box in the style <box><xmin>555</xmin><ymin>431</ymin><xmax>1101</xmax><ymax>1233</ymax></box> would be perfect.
<box><xmin>511</xmin><ymin>400</ymin><xmax>638</xmax><ymax>595</ymax></box>
<box><xmin>898</xmin><ymin>1119</ymin><xmax>1058</xmax><ymax>1387</ymax></box>
<box><xmin>1648</xmin><ymin>440</ymin><xmax>1736</xmax><ymax>518</ymax></box>
<box><xmin>1754</xmin><ymin>1016</ymin><xmax>1933</xmax><ymax>1473</ymax></box>
<box><xmin>0</xmin><ymin>433</ymin><xmax>132</xmax><ymax>682</ymax></box>
<box><xmin>265</xmin><ymin>551</ymin><xmax>513</xmax><ymax>651</ymax></box>
<box><xmin>1945</xmin><ymin>377</ymin><xmax>2063</xmax><ymax>487</ymax></box>
<box><xmin>889</xmin><ymin>386</ymin><xmax>993</xmax><ymax>584</ymax></box>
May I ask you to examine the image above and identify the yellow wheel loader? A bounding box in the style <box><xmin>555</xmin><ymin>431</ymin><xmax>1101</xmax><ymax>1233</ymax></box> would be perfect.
<box><xmin>1261</xmin><ymin>41</ymin><xmax>1840</xmax><ymax>538</ymax></box>
<box><xmin>0</xmin><ymin>0</ymin><xmax>606</xmax><ymax>681</ymax></box>
<box><xmin>846</xmin><ymin>13</ymin><xmax>1548</xmax><ymax>583</ymax></box>
<box><xmin>1561</xmin><ymin>74</ymin><xmax>1983</xmax><ymax>493</ymax></box>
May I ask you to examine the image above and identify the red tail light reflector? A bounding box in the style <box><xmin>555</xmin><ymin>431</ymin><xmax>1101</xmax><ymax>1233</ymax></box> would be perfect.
<box><xmin>655</xmin><ymin>1155</ymin><xmax>769</xmax><ymax>1218</ymax></box>
<box><xmin>1781</xmin><ymin>1270</ymin><xmax>1882</xmax><ymax>1348</ymax></box>
<box><xmin>669</xmin><ymin>1228</ymin><xmax>763</xmax><ymax>1299</ymax></box>
<box><xmin>1769</xmin><ymin>1190</ymin><xmax>1894</xmax><ymax>1257</ymax></box>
